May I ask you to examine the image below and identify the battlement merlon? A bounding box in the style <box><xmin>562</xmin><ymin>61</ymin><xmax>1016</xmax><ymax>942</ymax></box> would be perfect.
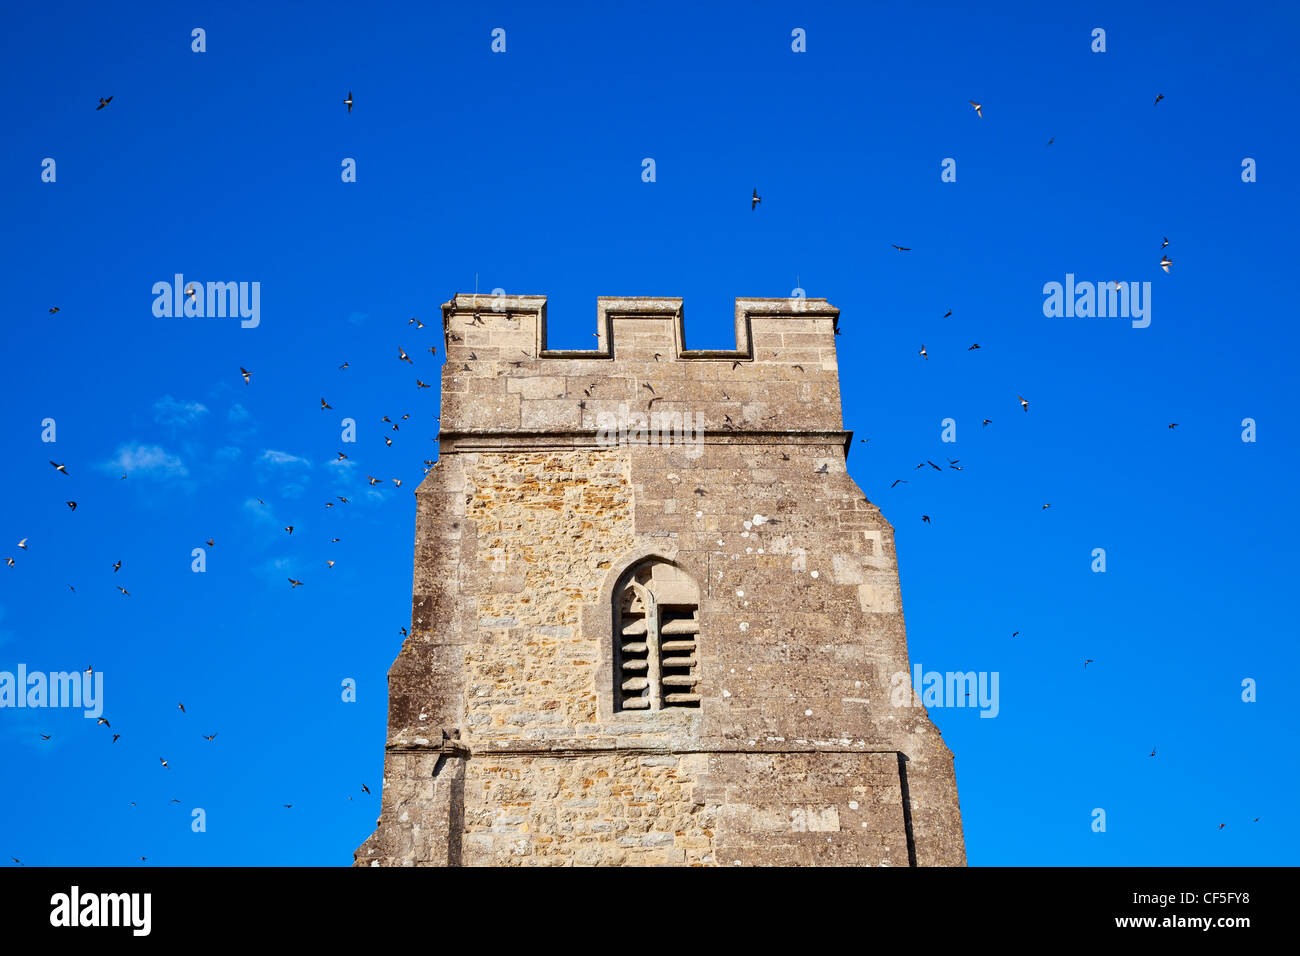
<box><xmin>439</xmin><ymin>294</ymin><xmax>841</xmax><ymax>362</ymax></box>
<box><xmin>435</xmin><ymin>295</ymin><xmax>849</xmax><ymax>440</ymax></box>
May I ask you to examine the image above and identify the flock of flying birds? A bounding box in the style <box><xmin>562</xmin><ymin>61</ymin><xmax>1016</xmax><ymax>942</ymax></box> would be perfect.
<box><xmin>7</xmin><ymin>89</ymin><xmax>1246</xmax><ymax>865</ymax></box>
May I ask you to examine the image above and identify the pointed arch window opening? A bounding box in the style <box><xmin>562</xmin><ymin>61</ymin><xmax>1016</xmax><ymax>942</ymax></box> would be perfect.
<box><xmin>615</xmin><ymin>564</ymin><xmax>701</xmax><ymax>712</ymax></box>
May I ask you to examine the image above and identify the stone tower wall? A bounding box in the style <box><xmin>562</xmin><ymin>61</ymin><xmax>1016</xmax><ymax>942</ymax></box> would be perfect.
<box><xmin>355</xmin><ymin>295</ymin><xmax>966</xmax><ymax>866</ymax></box>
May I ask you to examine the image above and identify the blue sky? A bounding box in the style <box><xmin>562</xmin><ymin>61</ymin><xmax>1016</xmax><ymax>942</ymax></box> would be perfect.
<box><xmin>2</xmin><ymin>0</ymin><xmax>1296</xmax><ymax>866</ymax></box>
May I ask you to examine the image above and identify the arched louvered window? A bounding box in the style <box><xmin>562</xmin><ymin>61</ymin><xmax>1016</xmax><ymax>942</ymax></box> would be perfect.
<box><xmin>614</xmin><ymin>561</ymin><xmax>701</xmax><ymax>712</ymax></box>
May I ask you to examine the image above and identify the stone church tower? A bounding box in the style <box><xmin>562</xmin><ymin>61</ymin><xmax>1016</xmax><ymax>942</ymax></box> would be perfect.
<box><xmin>355</xmin><ymin>294</ymin><xmax>966</xmax><ymax>866</ymax></box>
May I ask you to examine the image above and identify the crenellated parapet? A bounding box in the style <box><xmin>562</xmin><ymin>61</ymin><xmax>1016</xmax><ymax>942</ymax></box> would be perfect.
<box><xmin>436</xmin><ymin>295</ymin><xmax>848</xmax><ymax>442</ymax></box>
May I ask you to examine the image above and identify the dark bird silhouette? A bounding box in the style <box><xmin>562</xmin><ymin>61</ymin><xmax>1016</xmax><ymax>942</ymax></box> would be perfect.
<box><xmin>97</xmin><ymin>96</ymin><xmax>113</xmax><ymax>110</ymax></box>
<box><xmin>240</xmin><ymin>367</ymin><xmax>251</xmax><ymax>385</ymax></box>
<box><xmin>1153</xmin><ymin>93</ymin><xmax>1164</xmax><ymax>106</ymax></box>
<box><xmin>921</xmin><ymin>515</ymin><xmax>931</xmax><ymax>524</ymax></box>
<box><xmin>751</xmin><ymin>189</ymin><xmax>761</xmax><ymax>210</ymax></box>
<box><xmin>50</xmin><ymin>461</ymin><xmax>68</xmax><ymax>475</ymax></box>
<box><xmin>343</xmin><ymin>91</ymin><xmax>353</xmax><ymax>113</ymax></box>
<box><xmin>890</xmin><ymin>479</ymin><xmax>907</xmax><ymax>488</ymax></box>
<box><xmin>892</xmin><ymin>244</ymin><xmax>912</xmax><ymax>252</ymax></box>
<box><xmin>288</xmin><ymin>578</ymin><xmax>304</xmax><ymax>588</ymax></box>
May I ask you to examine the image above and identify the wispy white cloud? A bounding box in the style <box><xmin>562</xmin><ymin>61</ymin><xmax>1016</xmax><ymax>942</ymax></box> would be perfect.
<box><xmin>103</xmin><ymin>443</ymin><xmax>188</xmax><ymax>478</ymax></box>
<box><xmin>227</xmin><ymin>403</ymin><xmax>250</xmax><ymax>424</ymax></box>
<box><xmin>260</xmin><ymin>450</ymin><xmax>311</xmax><ymax>468</ymax></box>
<box><xmin>154</xmin><ymin>395</ymin><xmax>209</xmax><ymax>427</ymax></box>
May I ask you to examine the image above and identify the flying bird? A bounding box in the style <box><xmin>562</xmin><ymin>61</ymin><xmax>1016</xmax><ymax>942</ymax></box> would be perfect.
<box><xmin>982</xmin><ymin>419</ymin><xmax>992</xmax><ymax>427</ymax></box>
<box><xmin>343</xmin><ymin>91</ymin><xmax>353</xmax><ymax>113</ymax></box>
<box><xmin>1161</xmin><ymin>237</ymin><xmax>1169</xmax><ymax>249</ymax></box>
<box><xmin>969</xmin><ymin>99</ymin><xmax>982</xmax><ymax>117</ymax></box>
<box><xmin>361</xmin><ymin>784</ymin><xmax>371</xmax><ymax>795</ymax></box>
<box><xmin>116</xmin><ymin>586</ymin><xmax>128</xmax><ymax>595</ymax></box>
<box><xmin>96</xmin><ymin>718</ymin><xmax>110</xmax><ymax>727</ymax></box>
<box><xmin>206</xmin><ymin>538</ymin><xmax>214</xmax><ymax>547</ymax></box>
<box><xmin>50</xmin><ymin>461</ymin><xmax>68</xmax><ymax>474</ymax></box>
<box><xmin>66</xmin><ymin>501</ymin><xmax>77</xmax><ymax>511</ymax></box>
<box><xmin>927</xmin><ymin>460</ymin><xmax>942</xmax><ymax>472</ymax></box>
<box><xmin>1046</xmin><ymin>138</ymin><xmax>1054</xmax><ymax>146</ymax></box>
<box><xmin>284</xmin><ymin>526</ymin><xmax>294</xmax><ymax>534</ymax></box>
<box><xmin>967</xmin><ymin>344</ymin><xmax>980</xmax><ymax>351</ymax></box>
<box><xmin>177</xmin><ymin>702</ymin><xmax>185</xmax><ymax>714</ymax></box>
<box><xmin>112</xmin><ymin>561</ymin><xmax>121</xmax><ymax>572</ymax></box>
<box><xmin>416</xmin><ymin>379</ymin><xmax>431</xmax><ymax>388</ymax></box>
<box><xmin>942</xmin><ymin>310</ymin><xmax>952</xmax><ymax>318</ymax></box>
<box><xmin>16</xmin><ymin>539</ymin><xmax>27</xmax><ymax>550</ymax></box>
<box><xmin>892</xmin><ymin>244</ymin><xmax>912</xmax><ymax>252</ymax></box>
<box><xmin>203</xmin><ymin>734</ymin><xmax>217</xmax><ymax>741</ymax></box>
<box><xmin>240</xmin><ymin>367</ymin><xmax>251</xmax><ymax>385</ymax></box>
<box><xmin>1017</xmin><ymin>396</ymin><xmax>1029</xmax><ymax>412</ymax></box>
<box><xmin>408</xmin><ymin>317</ymin><xmax>423</xmax><ymax>328</ymax></box>
<box><xmin>159</xmin><ymin>758</ymin><xmax>169</xmax><ymax>769</ymax></box>
<box><xmin>1084</xmin><ymin>659</ymin><xmax>1094</xmax><ymax>668</ymax></box>
<box><xmin>398</xmin><ymin>347</ymin><xmax>412</xmax><ymax>363</ymax></box>
<box><xmin>921</xmin><ymin>515</ymin><xmax>931</xmax><ymax>524</ymax></box>
<box><xmin>1168</xmin><ymin>423</ymin><xmax>1179</xmax><ymax>430</ymax></box>
<box><xmin>815</xmin><ymin>463</ymin><xmax>829</xmax><ymax>474</ymax></box>
<box><xmin>112</xmin><ymin>734</ymin><xmax>120</xmax><ymax>743</ymax></box>
<box><xmin>97</xmin><ymin>96</ymin><xmax>113</xmax><ymax>110</ymax></box>
<box><xmin>1160</xmin><ymin>255</ymin><xmax>1172</xmax><ymax>273</ymax></box>
<box><xmin>1149</xmin><ymin>747</ymin><xmax>1157</xmax><ymax>757</ymax></box>
<box><xmin>338</xmin><ymin>362</ymin><xmax>349</xmax><ymax>370</ymax></box>
<box><xmin>1153</xmin><ymin>93</ymin><xmax>1164</xmax><ymax>106</ymax></box>
<box><xmin>751</xmin><ymin>189</ymin><xmax>761</xmax><ymax>210</ymax></box>
<box><xmin>321</xmin><ymin>398</ymin><xmax>332</xmax><ymax>410</ymax></box>
<box><xmin>918</xmin><ymin>344</ymin><xmax>927</xmax><ymax>360</ymax></box>
<box><xmin>288</xmin><ymin>578</ymin><xmax>304</xmax><ymax>588</ymax></box>
<box><xmin>890</xmin><ymin>479</ymin><xmax>907</xmax><ymax>488</ymax></box>
<box><xmin>1042</xmin><ymin>503</ymin><xmax>1051</xmax><ymax>510</ymax></box>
